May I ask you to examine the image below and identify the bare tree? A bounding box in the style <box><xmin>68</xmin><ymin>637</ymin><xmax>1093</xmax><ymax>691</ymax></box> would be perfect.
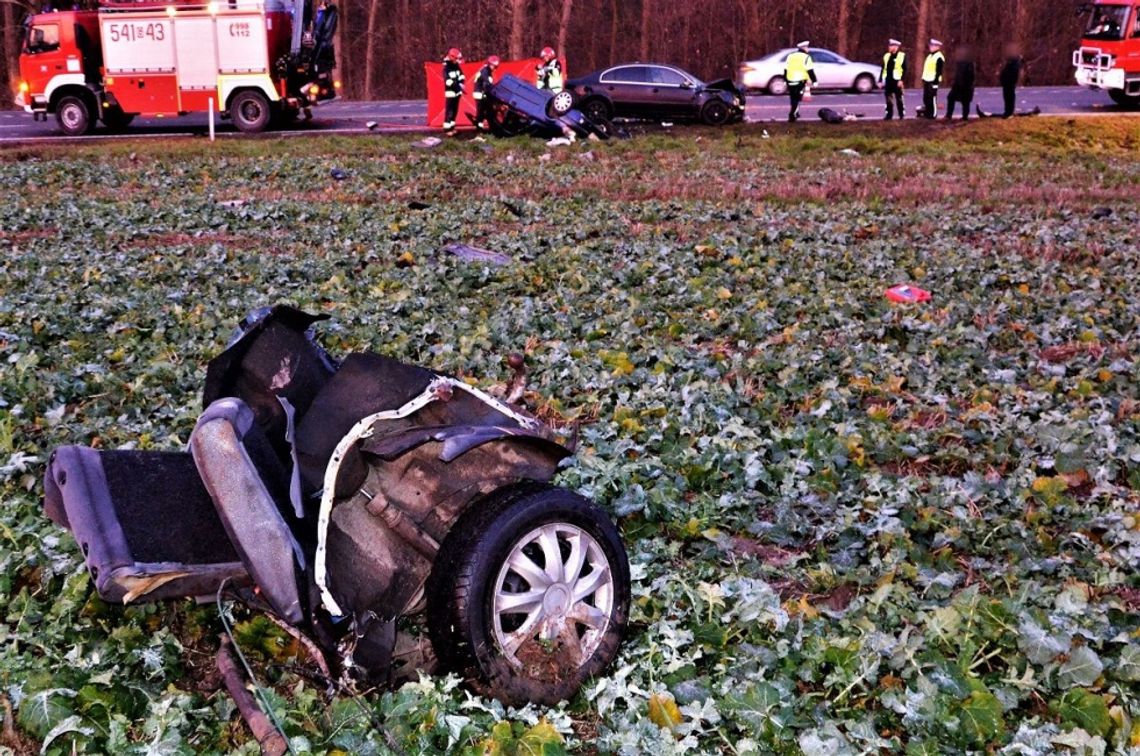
<box><xmin>509</xmin><ymin>0</ymin><xmax>526</xmax><ymax>59</ymax></box>
<box><xmin>557</xmin><ymin>0</ymin><xmax>573</xmax><ymax>57</ymax></box>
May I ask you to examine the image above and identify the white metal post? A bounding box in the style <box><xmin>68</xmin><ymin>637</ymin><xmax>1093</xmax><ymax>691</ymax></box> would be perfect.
<box><xmin>208</xmin><ymin>97</ymin><xmax>215</xmax><ymax>141</ymax></box>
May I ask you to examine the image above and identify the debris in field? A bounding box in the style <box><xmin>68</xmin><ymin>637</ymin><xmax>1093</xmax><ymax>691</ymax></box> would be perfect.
<box><xmin>218</xmin><ymin>199</ymin><xmax>247</xmax><ymax>208</ymax></box>
<box><xmin>546</xmin><ymin>137</ymin><xmax>573</xmax><ymax>147</ymax></box>
<box><xmin>1091</xmin><ymin>207</ymin><xmax>1112</xmax><ymax>219</ymax></box>
<box><xmin>217</xmin><ymin>638</ymin><xmax>289</xmax><ymax>756</ymax></box>
<box><xmin>366</xmin><ymin>121</ymin><xmax>378</xmax><ymax>131</ymax></box>
<box><xmin>501</xmin><ymin>200</ymin><xmax>524</xmax><ymax>217</ymax></box>
<box><xmin>418</xmin><ymin>136</ymin><xmax>443</xmax><ymax>148</ymax></box>
<box><xmin>442</xmin><ymin>243</ymin><xmax>511</xmax><ymax>266</ymax></box>
<box><xmin>762</xmin><ymin>129</ymin><xmax>770</xmax><ymax>139</ymax></box>
<box><xmin>885</xmin><ymin>284</ymin><xmax>932</xmax><ymax>303</ymax></box>
<box><xmin>539</xmin><ymin>153</ymin><xmax>552</xmax><ymax>162</ymax></box>
<box><xmin>579</xmin><ymin>151</ymin><xmax>596</xmax><ymax>162</ymax></box>
<box><xmin>661</xmin><ymin>122</ymin><xmax>674</xmax><ymax>128</ymax></box>
<box><xmin>128</xmin><ymin>152</ymin><xmax>138</xmax><ymax>162</ymax></box>
<box><xmin>587</xmin><ymin>132</ymin><xmax>601</xmax><ymax>142</ymax></box>
<box><xmin>839</xmin><ymin>148</ymin><xmax>861</xmax><ymax>157</ymax></box>
<box><xmin>407</xmin><ymin>200</ymin><xmax>431</xmax><ymax>210</ymax></box>
<box><xmin>330</xmin><ymin>168</ymin><xmax>348</xmax><ymax>181</ymax></box>
<box><xmin>395</xmin><ymin>251</ymin><xmax>416</xmax><ymax>268</ymax></box>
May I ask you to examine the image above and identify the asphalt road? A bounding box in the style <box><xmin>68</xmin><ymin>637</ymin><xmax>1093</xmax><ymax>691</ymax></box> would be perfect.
<box><xmin>0</xmin><ymin>86</ymin><xmax>1132</xmax><ymax>143</ymax></box>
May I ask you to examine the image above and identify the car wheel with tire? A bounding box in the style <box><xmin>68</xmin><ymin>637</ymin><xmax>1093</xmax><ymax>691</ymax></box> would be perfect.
<box><xmin>56</xmin><ymin>95</ymin><xmax>95</xmax><ymax>136</ymax></box>
<box><xmin>582</xmin><ymin>98</ymin><xmax>612</xmax><ymax>123</ymax></box>
<box><xmin>767</xmin><ymin>75</ymin><xmax>788</xmax><ymax>96</ymax></box>
<box><xmin>586</xmin><ymin>115</ymin><xmax>614</xmax><ymax>140</ymax></box>
<box><xmin>546</xmin><ymin>89</ymin><xmax>577</xmax><ymax>117</ymax></box>
<box><xmin>701</xmin><ymin>99</ymin><xmax>731</xmax><ymax>126</ymax></box>
<box><xmin>230</xmin><ymin>90</ymin><xmax>272</xmax><ymax>133</ymax></box>
<box><xmin>426</xmin><ymin>483</ymin><xmax>630</xmax><ymax>706</ymax></box>
<box><xmin>854</xmin><ymin>74</ymin><xmax>876</xmax><ymax>94</ymax></box>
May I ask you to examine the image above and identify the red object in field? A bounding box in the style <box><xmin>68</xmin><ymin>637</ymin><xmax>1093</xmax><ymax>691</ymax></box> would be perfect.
<box><xmin>885</xmin><ymin>284</ymin><xmax>932</xmax><ymax>304</ymax></box>
<box><xmin>424</xmin><ymin>57</ymin><xmax>560</xmax><ymax>129</ymax></box>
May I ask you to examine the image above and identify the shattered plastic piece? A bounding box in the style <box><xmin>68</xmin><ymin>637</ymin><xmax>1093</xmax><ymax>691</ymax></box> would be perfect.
<box><xmin>1091</xmin><ymin>207</ymin><xmax>1112</xmax><ymax>219</ymax></box>
<box><xmin>886</xmin><ymin>284</ymin><xmax>932</xmax><ymax>303</ymax></box>
<box><xmin>366</xmin><ymin>121</ymin><xmax>378</xmax><ymax>130</ymax></box>
<box><xmin>547</xmin><ymin>137</ymin><xmax>573</xmax><ymax>147</ymax></box>
<box><xmin>330</xmin><ymin>168</ymin><xmax>348</xmax><ymax>181</ymax></box>
<box><xmin>839</xmin><ymin>148</ymin><xmax>861</xmax><ymax>157</ymax></box>
<box><xmin>218</xmin><ymin>199</ymin><xmax>247</xmax><ymax>208</ymax></box>
<box><xmin>579</xmin><ymin>151</ymin><xmax>596</xmax><ymax>162</ymax></box>
<box><xmin>761</xmin><ymin>129</ymin><xmax>770</xmax><ymax>139</ymax></box>
<box><xmin>407</xmin><ymin>200</ymin><xmax>431</xmax><ymax>210</ymax></box>
<box><xmin>441</xmin><ymin>243</ymin><xmax>511</xmax><ymax>266</ymax></box>
<box><xmin>419</xmin><ymin>136</ymin><xmax>443</xmax><ymax>148</ymax></box>
<box><xmin>661</xmin><ymin>122</ymin><xmax>674</xmax><ymax>128</ymax></box>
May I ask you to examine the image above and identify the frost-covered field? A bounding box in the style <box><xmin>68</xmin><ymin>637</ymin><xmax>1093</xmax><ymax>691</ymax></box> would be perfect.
<box><xmin>1</xmin><ymin>120</ymin><xmax>1138</xmax><ymax>754</ymax></box>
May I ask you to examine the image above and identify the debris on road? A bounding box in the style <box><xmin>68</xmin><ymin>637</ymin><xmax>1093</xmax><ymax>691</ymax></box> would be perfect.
<box><xmin>441</xmin><ymin>243</ymin><xmax>512</xmax><ymax>266</ymax></box>
<box><xmin>366</xmin><ymin>121</ymin><xmax>379</xmax><ymax>130</ymax></box>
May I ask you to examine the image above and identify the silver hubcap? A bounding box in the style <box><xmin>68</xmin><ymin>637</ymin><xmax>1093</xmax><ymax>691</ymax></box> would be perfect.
<box><xmin>492</xmin><ymin>523</ymin><xmax>614</xmax><ymax>670</ymax></box>
<box><xmin>62</xmin><ymin>105</ymin><xmax>81</xmax><ymax>129</ymax></box>
<box><xmin>553</xmin><ymin>91</ymin><xmax>573</xmax><ymax>111</ymax></box>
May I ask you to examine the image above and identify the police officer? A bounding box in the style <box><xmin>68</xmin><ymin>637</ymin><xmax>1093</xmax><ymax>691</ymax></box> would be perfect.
<box><xmin>880</xmin><ymin>38</ymin><xmax>907</xmax><ymax>120</ymax></box>
<box><xmin>784</xmin><ymin>41</ymin><xmax>817</xmax><ymax>122</ymax></box>
<box><xmin>442</xmin><ymin>47</ymin><xmax>465</xmax><ymax>134</ymax></box>
<box><xmin>920</xmin><ymin>38</ymin><xmax>945</xmax><ymax>119</ymax></box>
<box><xmin>473</xmin><ymin>55</ymin><xmax>500</xmax><ymax>131</ymax></box>
<box><xmin>536</xmin><ymin>47</ymin><xmax>564</xmax><ymax>92</ymax></box>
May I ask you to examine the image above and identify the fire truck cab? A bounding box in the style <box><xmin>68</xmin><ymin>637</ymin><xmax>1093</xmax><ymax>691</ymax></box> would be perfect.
<box><xmin>15</xmin><ymin>0</ymin><xmax>339</xmax><ymax>135</ymax></box>
<box><xmin>1074</xmin><ymin>1</ymin><xmax>1140</xmax><ymax>106</ymax></box>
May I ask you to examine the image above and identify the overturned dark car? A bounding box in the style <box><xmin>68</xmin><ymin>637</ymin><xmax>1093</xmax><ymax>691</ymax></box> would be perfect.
<box><xmin>43</xmin><ymin>306</ymin><xmax>630</xmax><ymax>707</ymax></box>
<box><xmin>484</xmin><ymin>73</ymin><xmax>614</xmax><ymax>140</ymax></box>
<box><xmin>567</xmin><ymin>63</ymin><xmax>746</xmax><ymax>126</ymax></box>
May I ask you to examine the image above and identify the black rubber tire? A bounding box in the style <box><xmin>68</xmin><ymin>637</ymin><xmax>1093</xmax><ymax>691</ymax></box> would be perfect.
<box><xmin>767</xmin><ymin>75</ymin><xmax>788</xmax><ymax>96</ymax></box>
<box><xmin>56</xmin><ymin>95</ymin><xmax>94</xmax><ymax>136</ymax></box>
<box><xmin>701</xmin><ymin>98</ymin><xmax>731</xmax><ymax>126</ymax></box>
<box><xmin>581</xmin><ymin>97</ymin><xmax>612</xmax><ymax>122</ymax></box>
<box><xmin>854</xmin><ymin>74</ymin><xmax>876</xmax><ymax>94</ymax></box>
<box><xmin>546</xmin><ymin>89</ymin><xmax>577</xmax><ymax>118</ymax></box>
<box><xmin>230</xmin><ymin>90</ymin><xmax>272</xmax><ymax>133</ymax></box>
<box><xmin>101</xmin><ymin>106</ymin><xmax>134</xmax><ymax>131</ymax></box>
<box><xmin>587</xmin><ymin>115</ymin><xmax>614</xmax><ymax>140</ymax></box>
<box><xmin>1108</xmin><ymin>89</ymin><xmax>1140</xmax><ymax>108</ymax></box>
<box><xmin>426</xmin><ymin>483</ymin><xmax>630</xmax><ymax>706</ymax></box>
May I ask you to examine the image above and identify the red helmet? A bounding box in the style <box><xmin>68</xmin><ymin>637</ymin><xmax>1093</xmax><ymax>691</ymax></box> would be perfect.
<box><xmin>540</xmin><ymin>46</ymin><xmax>556</xmax><ymax>61</ymax></box>
<box><xmin>447</xmin><ymin>47</ymin><xmax>462</xmax><ymax>61</ymax></box>
<box><xmin>487</xmin><ymin>55</ymin><xmax>501</xmax><ymax>67</ymax></box>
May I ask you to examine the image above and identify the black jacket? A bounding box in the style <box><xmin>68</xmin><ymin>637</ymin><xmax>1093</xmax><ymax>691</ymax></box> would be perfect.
<box><xmin>1000</xmin><ymin>57</ymin><xmax>1022</xmax><ymax>88</ymax></box>
<box><xmin>950</xmin><ymin>60</ymin><xmax>976</xmax><ymax>93</ymax></box>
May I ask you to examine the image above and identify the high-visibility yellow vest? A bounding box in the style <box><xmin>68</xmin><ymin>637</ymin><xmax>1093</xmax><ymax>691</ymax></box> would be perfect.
<box><xmin>922</xmin><ymin>51</ymin><xmax>944</xmax><ymax>83</ymax></box>
<box><xmin>882</xmin><ymin>51</ymin><xmax>905</xmax><ymax>81</ymax></box>
<box><xmin>785</xmin><ymin>51</ymin><xmax>814</xmax><ymax>83</ymax></box>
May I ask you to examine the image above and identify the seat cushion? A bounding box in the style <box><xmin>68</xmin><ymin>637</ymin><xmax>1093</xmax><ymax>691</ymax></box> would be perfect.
<box><xmin>43</xmin><ymin>447</ymin><xmax>248</xmax><ymax>604</ymax></box>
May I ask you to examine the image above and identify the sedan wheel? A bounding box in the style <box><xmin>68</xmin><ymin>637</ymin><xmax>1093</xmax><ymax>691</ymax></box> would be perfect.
<box><xmin>701</xmin><ymin>99</ymin><xmax>731</xmax><ymax>126</ymax></box>
<box><xmin>426</xmin><ymin>484</ymin><xmax>630</xmax><ymax>706</ymax></box>
<box><xmin>767</xmin><ymin>75</ymin><xmax>788</xmax><ymax>96</ymax></box>
<box><xmin>854</xmin><ymin>74</ymin><xmax>876</xmax><ymax>94</ymax></box>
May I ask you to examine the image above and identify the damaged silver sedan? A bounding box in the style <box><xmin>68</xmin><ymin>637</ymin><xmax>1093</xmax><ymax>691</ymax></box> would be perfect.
<box><xmin>43</xmin><ymin>306</ymin><xmax>630</xmax><ymax>707</ymax></box>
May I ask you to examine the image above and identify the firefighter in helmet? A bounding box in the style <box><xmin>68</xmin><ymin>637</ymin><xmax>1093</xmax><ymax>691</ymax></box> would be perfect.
<box><xmin>442</xmin><ymin>47</ymin><xmax>465</xmax><ymax>134</ymax></box>
<box><xmin>783</xmin><ymin>41</ymin><xmax>817</xmax><ymax>122</ymax></box>
<box><xmin>920</xmin><ymin>38</ymin><xmax>945</xmax><ymax>119</ymax></box>
<box><xmin>880</xmin><ymin>38</ymin><xmax>907</xmax><ymax>120</ymax></box>
<box><xmin>536</xmin><ymin>46</ymin><xmax>564</xmax><ymax>92</ymax></box>
<box><xmin>473</xmin><ymin>55</ymin><xmax>501</xmax><ymax>132</ymax></box>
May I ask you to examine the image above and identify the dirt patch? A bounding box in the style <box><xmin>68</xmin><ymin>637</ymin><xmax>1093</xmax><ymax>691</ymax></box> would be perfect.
<box><xmin>728</xmin><ymin>536</ymin><xmax>804</xmax><ymax>566</ymax></box>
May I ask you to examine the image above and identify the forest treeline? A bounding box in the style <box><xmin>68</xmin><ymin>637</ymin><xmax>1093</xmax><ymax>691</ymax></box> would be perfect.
<box><xmin>2</xmin><ymin>0</ymin><xmax>1089</xmax><ymax>104</ymax></box>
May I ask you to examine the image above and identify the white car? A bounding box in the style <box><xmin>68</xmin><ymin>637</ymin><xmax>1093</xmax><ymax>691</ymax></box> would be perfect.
<box><xmin>738</xmin><ymin>48</ymin><xmax>881</xmax><ymax>95</ymax></box>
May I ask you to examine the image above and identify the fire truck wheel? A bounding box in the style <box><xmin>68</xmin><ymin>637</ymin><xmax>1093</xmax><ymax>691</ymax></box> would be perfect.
<box><xmin>102</xmin><ymin>107</ymin><xmax>135</xmax><ymax>131</ymax></box>
<box><xmin>56</xmin><ymin>95</ymin><xmax>95</xmax><ymax>137</ymax></box>
<box><xmin>1108</xmin><ymin>89</ymin><xmax>1140</xmax><ymax>109</ymax></box>
<box><xmin>231</xmin><ymin>90</ymin><xmax>272</xmax><ymax>133</ymax></box>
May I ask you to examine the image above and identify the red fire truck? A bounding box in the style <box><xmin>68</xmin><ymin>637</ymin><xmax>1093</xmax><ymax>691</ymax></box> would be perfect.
<box><xmin>1073</xmin><ymin>1</ymin><xmax>1140</xmax><ymax>106</ymax></box>
<box><xmin>14</xmin><ymin>0</ymin><xmax>339</xmax><ymax>135</ymax></box>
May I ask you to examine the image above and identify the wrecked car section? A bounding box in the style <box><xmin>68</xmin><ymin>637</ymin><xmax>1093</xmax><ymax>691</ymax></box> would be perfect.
<box><xmin>43</xmin><ymin>305</ymin><xmax>628</xmax><ymax>712</ymax></box>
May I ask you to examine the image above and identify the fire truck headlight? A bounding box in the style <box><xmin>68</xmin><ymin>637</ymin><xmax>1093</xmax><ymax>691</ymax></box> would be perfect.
<box><xmin>207</xmin><ymin>1</ymin><xmax>217</xmax><ymax>13</ymax></box>
<box><xmin>333</xmin><ymin>80</ymin><xmax>342</xmax><ymax>89</ymax></box>
<box><xmin>166</xmin><ymin>6</ymin><xmax>175</xmax><ymax>15</ymax></box>
<box><xmin>18</xmin><ymin>81</ymin><xmax>29</xmax><ymax>94</ymax></box>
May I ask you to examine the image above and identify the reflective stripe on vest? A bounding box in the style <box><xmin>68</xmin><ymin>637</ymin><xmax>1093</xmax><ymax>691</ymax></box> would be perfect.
<box><xmin>922</xmin><ymin>51</ymin><xmax>944</xmax><ymax>83</ymax></box>
<box><xmin>882</xmin><ymin>51</ymin><xmax>905</xmax><ymax>81</ymax></box>
<box><xmin>786</xmin><ymin>51</ymin><xmax>813</xmax><ymax>83</ymax></box>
